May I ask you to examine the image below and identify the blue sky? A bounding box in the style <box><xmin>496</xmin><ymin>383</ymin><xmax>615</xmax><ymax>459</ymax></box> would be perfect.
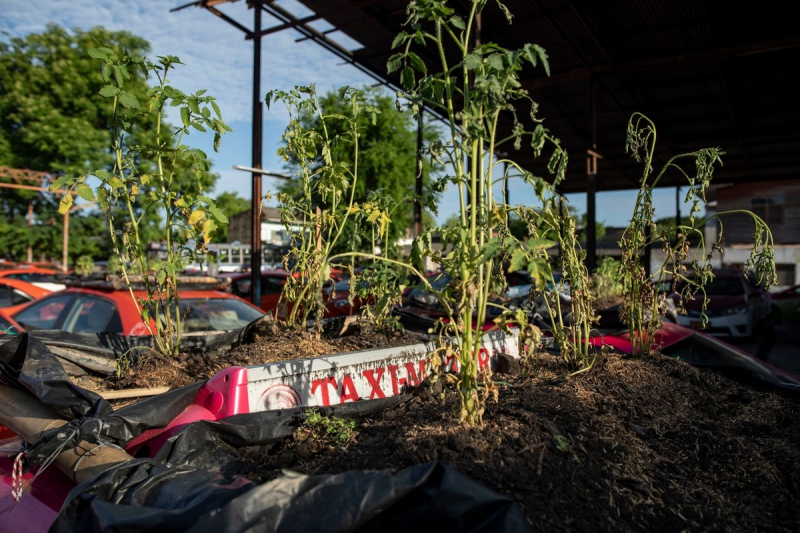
<box><xmin>1</xmin><ymin>0</ymin><xmax>692</xmax><ymax>227</ymax></box>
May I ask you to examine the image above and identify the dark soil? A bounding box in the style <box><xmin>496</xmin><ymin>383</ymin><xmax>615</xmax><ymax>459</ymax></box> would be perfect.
<box><xmin>245</xmin><ymin>351</ymin><xmax>800</xmax><ymax>532</ymax></box>
<box><xmin>109</xmin><ymin>320</ymin><xmax>419</xmax><ymax>390</ymax></box>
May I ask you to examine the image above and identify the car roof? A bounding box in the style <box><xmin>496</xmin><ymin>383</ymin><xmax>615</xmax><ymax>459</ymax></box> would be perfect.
<box><xmin>0</xmin><ymin>277</ymin><xmax>52</xmax><ymax>298</ymax></box>
<box><xmin>0</xmin><ymin>268</ymin><xmax>59</xmax><ymax>277</ymax></box>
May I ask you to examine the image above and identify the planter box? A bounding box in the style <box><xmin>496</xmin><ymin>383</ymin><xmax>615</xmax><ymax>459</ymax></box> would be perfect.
<box><xmin>195</xmin><ymin>329</ymin><xmax>520</xmax><ymax>417</ymax></box>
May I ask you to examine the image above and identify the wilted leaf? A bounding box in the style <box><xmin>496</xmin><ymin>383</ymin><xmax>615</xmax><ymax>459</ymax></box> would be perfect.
<box><xmin>59</xmin><ymin>194</ymin><xmax>73</xmax><ymax>214</ymax></box>
<box><xmin>188</xmin><ymin>210</ymin><xmax>205</xmax><ymax>225</ymax></box>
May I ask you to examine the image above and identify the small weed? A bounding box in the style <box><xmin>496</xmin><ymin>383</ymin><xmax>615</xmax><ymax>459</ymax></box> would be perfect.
<box><xmin>553</xmin><ymin>434</ymin><xmax>570</xmax><ymax>453</ymax></box>
<box><xmin>295</xmin><ymin>410</ymin><xmax>358</xmax><ymax>447</ymax></box>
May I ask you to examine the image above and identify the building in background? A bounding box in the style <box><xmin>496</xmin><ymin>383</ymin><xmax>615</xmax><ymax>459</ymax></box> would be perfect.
<box><xmin>710</xmin><ymin>181</ymin><xmax>799</xmax><ymax>288</ymax></box>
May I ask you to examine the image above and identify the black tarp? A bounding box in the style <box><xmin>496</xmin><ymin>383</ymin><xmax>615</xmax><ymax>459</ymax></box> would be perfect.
<box><xmin>0</xmin><ymin>333</ymin><xmax>532</xmax><ymax>532</ymax></box>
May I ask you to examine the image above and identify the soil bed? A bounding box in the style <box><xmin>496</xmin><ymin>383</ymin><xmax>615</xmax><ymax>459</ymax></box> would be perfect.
<box><xmin>245</xmin><ymin>351</ymin><xmax>800</xmax><ymax>532</ymax></box>
<box><xmin>106</xmin><ymin>322</ymin><xmax>418</xmax><ymax>390</ymax></box>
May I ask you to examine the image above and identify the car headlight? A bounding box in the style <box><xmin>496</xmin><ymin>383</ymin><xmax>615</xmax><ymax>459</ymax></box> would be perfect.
<box><xmin>334</xmin><ymin>299</ymin><xmax>350</xmax><ymax>307</ymax></box>
<box><xmin>722</xmin><ymin>305</ymin><xmax>747</xmax><ymax>316</ymax></box>
<box><xmin>411</xmin><ymin>292</ymin><xmax>438</xmax><ymax>307</ymax></box>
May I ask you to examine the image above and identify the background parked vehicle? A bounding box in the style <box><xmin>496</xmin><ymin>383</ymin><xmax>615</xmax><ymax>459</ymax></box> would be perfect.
<box><xmin>0</xmin><ymin>268</ymin><xmax>66</xmax><ymax>292</ymax></box>
<box><xmin>771</xmin><ymin>285</ymin><xmax>800</xmax><ymax>323</ymax></box>
<box><xmin>673</xmin><ymin>270</ymin><xmax>769</xmax><ymax>338</ymax></box>
<box><xmin>0</xmin><ymin>282</ymin><xmax>264</xmax><ymax>336</ymax></box>
<box><xmin>227</xmin><ymin>271</ymin><xmax>290</xmax><ymax>315</ymax></box>
<box><xmin>0</xmin><ymin>278</ymin><xmax>52</xmax><ymax>308</ymax></box>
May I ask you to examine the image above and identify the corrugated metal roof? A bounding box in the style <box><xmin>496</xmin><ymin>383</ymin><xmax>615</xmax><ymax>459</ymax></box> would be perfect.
<box><xmin>218</xmin><ymin>0</ymin><xmax>799</xmax><ymax>193</ymax></box>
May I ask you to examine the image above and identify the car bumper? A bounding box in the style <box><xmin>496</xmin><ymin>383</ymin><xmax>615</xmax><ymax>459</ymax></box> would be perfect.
<box><xmin>676</xmin><ymin>313</ymin><xmax>751</xmax><ymax>337</ymax></box>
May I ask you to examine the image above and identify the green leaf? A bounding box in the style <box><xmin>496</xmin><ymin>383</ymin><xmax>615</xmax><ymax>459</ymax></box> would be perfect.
<box><xmin>180</xmin><ymin>106</ymin><xmax>190</xmax><ymax>126</ymax></box>
<box><xmin>211</xmin><ymin>100</ymin><xmax>222</xmax><ymax>119</ymax></box>
<box><xmin>188</xmin><ymin>98</ymin><xmax>201</xmax><ymax>115</ymax></box>
<box><xmin>49</xmin><ymin>175</ymin><xmax>69</xmax><ymax>191</ymax></box>
<box><xmin>527</xmin><ymin>238</ymin><xmax>556</xmax><ymax>250</ymax></box>
<box><xmin>478</xmin><ymin>237</ymin><xmax>503</xmax><ymax>264</ymax></box>
<box><xmin>386</xmin><ymin>53</ymin><xmax>403</xmax><ymax>74</ymax></box>
<box><xmin>88</xmin><ymin>47</ymin><xmax>113</xmax><ymax>60</ymax></box>
<box><xmin>118</xmin><ymin>91</ymin><xmax>140</xmax><ymax>109</ymax></box>
<box><xmin>487</xmin><ymin>53</ymin><xmax>505</xmax><ymax>70</ymax></box>
<box><xmin>523</xmin><ymin>43</ymin><xmax>550</xmax><ymax>77</ymax></box>
<box><xmin>509</xmin><ymin>248</ymin><xmax>528</xmax><ymax>273</ymax></box>
<box><xmin>400</xmin><ymin>66</ymin><xmax>415</xmax><ymax>90</ymax></box>
<box><xmin>531</xmin><ymin>124</ymin><xmax>547</xmax><ymax>158</ymax></box>
<box><xmin>109</xmin><ymin>177</ymin><xmax>125</xmax><ymax>188</ymax></box>
<box><xmin>99</xmin><ymin>85</ymin><xmax>119</xmax><ymax>97</ymax></box>
<box><xmin>407</xmin><ymin>52</ymin><xmax>427</xmax><ymax>74</ymax></box>
<box><xmin>450</xmin><ymin>15</ymin><xmax>466</xmax><ymax>30</ymax></box>
<box><xmin>209</xmin><ymin>205</ymin><xmax>228</xmax><ymax>224</ymax></box>
<box><xmin>391</xmin><ymin>32</ymin><xmax>408</xmax><ymax>50</ymax></box>
<box><xmin>94</xmin><ymin>169</ymin><xmax>112</xmax><ymax>182</ymax></box>
<box><xmin>76</xmin><ymin>184</ymin><xmax>95</xmax><ymax>202</ymax></box>
<box><xmin>465</xmin><ymin>53</ymin><xmax>482</xmax><ymax>70</ymax></box>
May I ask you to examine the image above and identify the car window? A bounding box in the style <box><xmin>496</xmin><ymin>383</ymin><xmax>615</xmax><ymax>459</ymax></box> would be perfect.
<box><xmin>231</xmin><ymin>278</ymin><xmax>252</xmax><ymax>297</ymax></box>
<box><xmin>261</xmin><ymin>276</ymin><xmax>285</xmax><ymax>296</ymax></box>
<box><xmin>61</xmin><ymin>295</ymin><xmax>122</xmax><ymax>334</ymax></box>
<box><xmin>7</xmin><ymin>273</ymin><xmax>54</xmax><ymax>283</ymax></box>
<box><xmin>0</xmin><ymin>284</ymin><xmax>34</xmax><ymax>307</ymax></box>
<box><xmin>14</xmin><ymin>293</ymin><xmax>74</xmax><ymax>330</ymax></box>
<box><xmin>178</xmin><ymin>298</ymin><xmax>264</xmax><ymax>332</ymax></box>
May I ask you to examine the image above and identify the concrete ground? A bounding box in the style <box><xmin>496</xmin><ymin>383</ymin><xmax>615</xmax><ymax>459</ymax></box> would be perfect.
<box><xmin>726</xmin><ymin>321</ymin><xmax>800</xmax><ymax>381</ymax></box>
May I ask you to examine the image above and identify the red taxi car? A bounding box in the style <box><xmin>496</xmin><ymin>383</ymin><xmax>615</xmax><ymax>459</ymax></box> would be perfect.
<box><xmin>0</xmin><ymin>284</ymin><xmax>264</xmax><ymax>336</ymax></box>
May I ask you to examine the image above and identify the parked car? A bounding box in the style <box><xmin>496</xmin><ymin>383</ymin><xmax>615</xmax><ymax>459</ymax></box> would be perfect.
<box><xmin>0</xmin><ymin>284</ymin><xmax>264</xmax><ymax>336</ymax></box>
<box><xmin>0</xmin><ymin>268</ymin><xmax>66</xmax><ymax>292</ymax></box>
<box><xmin>672</xmin><ymin>270</ymin><xmax>769</xmax><ymax>338</ymax></box>
<box><xmin>227</xmin><ymin>270</ymin><xmax>291</xmax><ymax>314</ymax></box>
<box><xmin>593</xmin><ymin>321</ymin><xmax>800</xmax><ymax>392</ymax></box>
<box><xmin>771</xmin><ymin>285</ymin><xmax>800</xmax><ymax>323</ymax></box>
<box><xmin>0</xmin><ymin>278</ymin><xmax>52</xmax><ymax>308</ymax></box>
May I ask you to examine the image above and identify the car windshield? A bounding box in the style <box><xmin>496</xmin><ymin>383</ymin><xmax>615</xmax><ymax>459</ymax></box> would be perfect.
<box><xmin>703</xmin><ymin>277</ymin><xmax>744</xmax><ymax>296</ymax></box>
<box><xmin>674</xmin><ymin>276</ymin><xmax>744</xmax><ymax>296</ymax></box>
<box><xmin>177</xmin><ymin>298</ymin><xmax>264</xmax><ymax>332</ymax></box>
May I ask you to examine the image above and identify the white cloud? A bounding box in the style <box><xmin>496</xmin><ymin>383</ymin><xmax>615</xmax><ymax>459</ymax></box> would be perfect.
<box><xmin>1</xmin><ymin>0</ymin><xmax>374</xmax><ymax>123</ymax></box>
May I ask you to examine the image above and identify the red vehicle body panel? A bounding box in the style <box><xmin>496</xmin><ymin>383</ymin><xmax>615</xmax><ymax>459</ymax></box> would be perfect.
<box><xmin>589</xmin><ymin>321</ymin><xmax>695</xmax><ymax>354</ymax></box>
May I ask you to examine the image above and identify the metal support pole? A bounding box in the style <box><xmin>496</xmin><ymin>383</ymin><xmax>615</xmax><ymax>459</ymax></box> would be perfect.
<box><xmin>675</xmin><ymin>184</ymin><xmax>681</xmax><ymax>241</ymax></box>
<box><xmin>27</xmin><ymin>201</ymin><xmax>33</xmax><ymax>264</ymax></box>
<box><xmin>250</xmin><ymin>1</ymin><xmax>263</xmax><ymax>306</ymax></box>
<box><xmin>62</xmin><ymin>210</ymin><xmax>69</xmax><ymax>273</ymax></box>
<box><xmin>414</xmin><ymin>109</ymin><xmax>423</xmax><ymax>239</ymax></box>
<box><xmin>586</xmin><ymin>77</ymin><xmax>598</xmax><ymax>273</ymax></box>
<box><xmin>503</xmin><ymin>160</ymin><xmax>510</xmax><ymax>208</ymax></box>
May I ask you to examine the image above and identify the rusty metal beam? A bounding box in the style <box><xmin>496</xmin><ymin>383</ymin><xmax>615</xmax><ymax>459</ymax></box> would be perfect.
<box><xmin>252</xmin><ymin>0</ymin><xmax>383</xmax><ymax>39</ymax></box>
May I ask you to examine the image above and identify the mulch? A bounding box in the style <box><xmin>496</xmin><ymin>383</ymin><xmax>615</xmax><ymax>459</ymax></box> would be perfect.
<box><xmin>244</xmin><ymin>350</ymin><xmax>800</xmax><ymax>532</ymax></box>
<box><xmin>88</xmin><ymin>316</ymin><xmax>800</xmax><ymax>531</ymax></box>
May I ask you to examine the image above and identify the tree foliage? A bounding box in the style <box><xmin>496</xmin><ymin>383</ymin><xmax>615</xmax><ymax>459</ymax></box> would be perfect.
<box><xmin>211</xmin><ymin>191</ymin><xmax>250</xmax><ymax>242</ymax></box>
<box><xmin>277</xmin><ymin>87</ymin><xmax>439</xmax><ymax>251</ymax></box>
<box><xmin>0</xmin><ymin>24</ymin><xmax>219</xmax><ymax>264</ymax></box>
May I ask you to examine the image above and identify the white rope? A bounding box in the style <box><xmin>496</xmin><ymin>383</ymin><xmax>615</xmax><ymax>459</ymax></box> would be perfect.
<box><xmin>11</xmin><ymin>452</ymin><xmax>24</xmax><ymax>503</ymax></box>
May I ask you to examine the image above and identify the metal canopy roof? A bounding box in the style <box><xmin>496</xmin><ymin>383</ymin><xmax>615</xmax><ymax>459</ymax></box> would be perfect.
<box><xmin>283</xmin><ymin>0</ymin><xmax>800</xmax><ymax>194</ymax></box>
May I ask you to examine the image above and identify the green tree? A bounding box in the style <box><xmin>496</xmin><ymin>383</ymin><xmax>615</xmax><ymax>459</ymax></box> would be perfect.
<box><xmin>277</xmin><ymin>87</ymin><xmax>439</xmax><ymax>252</ymax></box>
<box><xmin>211</xmin><ymin>191</ymin><xmax>250</xmax><ymax>242</ymax></box>
<box><xmin>0</xmin><ymin>24</ymin><xmax>218</xmax><ymax>263</ymax></box>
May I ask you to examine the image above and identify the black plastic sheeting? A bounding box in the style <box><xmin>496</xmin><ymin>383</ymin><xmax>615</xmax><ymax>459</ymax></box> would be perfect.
<box><xmin>0</xmin><ymin>333</ymin><xmax>533</xmax><ymax>532</ymax></box>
